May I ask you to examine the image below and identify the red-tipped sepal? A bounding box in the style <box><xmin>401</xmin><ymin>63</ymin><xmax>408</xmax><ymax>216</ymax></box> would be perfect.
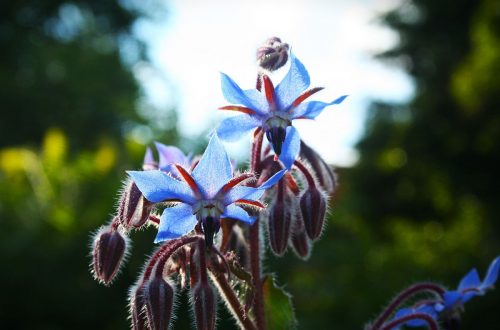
<box><xmin>191</xmin><ymin>282</ymin><xmax>217</xmax><ymax>330</ymax></box>
<box><xmin>92</xmin><ymin>225</ymin><xmax>128</xmax><ymax>285</ymax></box>
<box><xmin>144</xmin><ymin>276</ymin><xmax>176</xmax><ymax>330</ymax></box>
<box><xmin>300</xmin><ymin>187</ymin><xmax>327</xmax><ymax>240</ymax></box>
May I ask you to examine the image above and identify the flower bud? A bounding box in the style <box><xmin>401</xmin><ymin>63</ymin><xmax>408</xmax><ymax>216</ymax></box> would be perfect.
<box><xmin>144</xmin><ymin>276</ymin><xmax>175</xmax><ymax>330</ymax></box>
<box><xmin>267</xmin><ymin>200</ymin><xmax>293</xmax><ymax>256</ymax></box>
<box><xmin>92</xmin><ymin>225</ymin><xmax>128</xmax><ymax>285</ymax></box>
<box><xmin>191</xmin><ymin>283</ymin><xmax>217</xmax><ymax>330</ymax></box>
<box><xmin>299</xmin><ymin>141</ymin><xmax>337</xmax><ymax>194</ymax></box>
<box><xmin>290</xmin><ymin>215</ymin><xmax>311</xmax><ymax>260</ymax></box>
<box><xmin>256</xmin><ymin>37</ymin><xmax>289</xmax><ymax>71</ymax></box>
<box><xmin>129</xmin><ymin>284</ymin><xmax>148</xmax><ymax>330</ymax></box>
<box><xmin>118</xmin><ymin>180</ymin><xmax>153</xmax><ymax>229</ymax></box>
<box><xmin>300</xmin><ymin>187</ymin><xmax>327</xmax><ymax>240</ymax></box>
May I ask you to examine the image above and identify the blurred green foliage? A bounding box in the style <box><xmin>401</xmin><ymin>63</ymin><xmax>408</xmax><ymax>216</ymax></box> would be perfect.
<box><xmin>1</xmin><ymin>0</ymin><xmax>499</xmax><ymax>329</ymax></box>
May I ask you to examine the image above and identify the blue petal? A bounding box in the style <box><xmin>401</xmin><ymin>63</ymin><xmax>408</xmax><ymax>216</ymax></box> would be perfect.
<box><xmin>279</xmin><ymin>126</ymin><xmax>300</xmax><ymax>169</ymax></box>
<box><xmin>143</xmin><ymin>147</ymin><xmax>155</xmax><ymax>166</ymax></box>
<box><xmin>220</xmin><ymin>73</ymin><xmax>269</xmax><ymax>115</ymax></box>
<box><xmin>393</xmin><ymin>305</ymin><xmax>437</xmax><ymax>328</ymax></box>
<box><xmin>127</xmin><ymin>170</ymin><xmax>196</xmax><ymax>204</ymax></box>
<box><xmin>260</xmin><ymin>168</ymin><xmax>287</xmax><ymax>189</ymax></box>
<box><xmin>216</xmin><ymin>115</ymin><xmax>262</xmax><ymax>142</ymax></box>
<box><xmin>275</xmin><ymin>53</ymin><xmax>310</xmax><ymax>109</ymax></box>
<box><xmin>154</xmin><ymin>204</ymin><xmax>197</xmax><ymax>243</ymax></box>
<box><xmin>458</xmin><ymin>268</ymin><xmax>481</xmax><ymax>291</ymax></box>
<box><xmin>192</xmin><ymin>134</ymin><xmax>233</xmax><ymax>198</ymax></box>
<box><xmin>222</xmin><ymin>204</ymin><xmax>256</xmax><ymax>224</ymax></box>
<box><xmin>223</xmin><ymin>186</ymin><xmax>260</xmax><ymax>205</ymax></box>
<box><xmin>443</xmin><ymin>290</ymin><xmax>462</xmax><ymax>308</ymax></box>
<box><xmin>154</xmin><ymin>142</ymin><xmax>189</xmax><ymax>169</ymax></box>
<box><xmin>481</xmin><ymin>256</ymin><xmax>500</xmax><ymax>290</ymax></box>
<box><xmin>291</xmin><ymin>95</ymin><xmax>348</xmax><ymax>119</ymax></box>
<box><xmin>222</xmin><ymin>169</ymin><xmax>286</xmax><ymax>205</ymax></box>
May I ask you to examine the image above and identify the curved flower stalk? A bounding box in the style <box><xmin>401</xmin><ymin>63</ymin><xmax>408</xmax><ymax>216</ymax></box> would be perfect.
<box><xmin>368</xmin><ymin>256</ymin><xmax>500</xmax><ymax>330</ymax></box>
<box><xmin>128</xmin><ymin>133</ymin><xmax>285</xmax><ymax>247</ymax></box>
<box><xmin>217</xmin><ymin>52</ymin><xmax>347</xmax><ymax>169</ymax></box>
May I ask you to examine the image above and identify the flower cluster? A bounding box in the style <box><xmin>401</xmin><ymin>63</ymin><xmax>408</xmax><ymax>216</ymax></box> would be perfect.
<box><xmin>89</xmin><ymin>36</ymin><xmax>498</xmax><ymax>330</ymax></box>
<box><xmin>90</xmin><ymin>37</ymin><xmax>347</xmax><ymax>330</ymax></box>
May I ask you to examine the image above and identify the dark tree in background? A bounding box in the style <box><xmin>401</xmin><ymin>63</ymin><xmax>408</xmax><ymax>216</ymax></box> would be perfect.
<box><xmin>0</xmin><ymin>1</ymin><xmax>178</xmax><ymax>329</ymax></box>
<box><xmin>273</xmin><ymin>0</ymin><xmax>500</xmax><ymax>329</ymax></box>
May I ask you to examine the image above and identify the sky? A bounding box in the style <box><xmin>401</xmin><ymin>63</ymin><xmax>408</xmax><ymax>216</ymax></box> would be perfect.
<box><xmin>133</xmin><ymin>0</ymin><xmax>413</xmax><ymax>167</ymax></box>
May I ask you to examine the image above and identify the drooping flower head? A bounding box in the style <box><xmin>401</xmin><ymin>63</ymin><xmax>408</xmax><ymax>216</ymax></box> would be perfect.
<box><xmin>391</xmin><ymin>256</ymin><xmax>500</xmax><ymax>329</ymax></box>
<box><xmin>217</xmin><ymin>52</ymin><xmax>347</xmax><ymax>169</ymax></box>
<box><xmin>128</xmin><ymin>134</ymin><xmax>285</xmax><ymax>246</ymax></box>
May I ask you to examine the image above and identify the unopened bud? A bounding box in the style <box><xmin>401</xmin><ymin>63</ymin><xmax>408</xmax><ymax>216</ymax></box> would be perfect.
<box><xmin>144</xmin><ymin>276</ymin><xmax>175</xmax><ymax>330</ymax></box>
<box><xmin>191</xmin><ymin>283</ymin><xmax>217</xmax><ymax>330</ymax></box>
<box><xmin>290</xmin><ymin>215</ymin><xmax>311</xmax><ymax>260</ymax></box>
<box><xmin>300</xmin><ymin>187</ymin><xmax>327</xmax><ymax>240</ymax></box>
<box><xmin>119</xmin><ymin>180</ymin><xmax>153</xmax><ymax>229</ymax></box>
<box><xmin>129</xmin><ymin>284</ymin><xmax>148</xmax><ymax>330</ymax></box>
<box><xmin>92</xmin><ymin>225</ymin><xmax>128</xmax><ymax>285</ymax></box>
<box><xmin>256</xmin><ymin>37</ymin><xmax>289</xmax><ymax>71</ymax></box>
<box><xmin>299</xmin><ymin>141</ymin><xmax>336</xmax><ymax>194</ymax></box>
<box><xmin>267</xmin><ymin>201</ymin><xmax>293</xmax><ymax>256</ymax></box>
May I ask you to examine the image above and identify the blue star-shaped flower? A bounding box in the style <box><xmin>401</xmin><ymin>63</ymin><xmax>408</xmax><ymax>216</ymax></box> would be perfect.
<box><xmin>392</xmin><ymin>256</ymin><xmax>500</xmax><ymax>328</ymax></box>
<box><xmin>128</xmin><ymin>134</ymin><xmax>285</xmax><ymax>246</ymax></box>
<box><xmin>217</xmin><ymin>52</ymin><xmax>347</xmax><ymax>169</ymax></box>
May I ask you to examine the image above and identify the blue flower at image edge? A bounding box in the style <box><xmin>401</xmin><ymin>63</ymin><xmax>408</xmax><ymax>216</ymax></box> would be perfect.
<box><xmin>394</xmin><ymin>256</ymin><xmax>500</xmax><ymax>328</ymax></box>
<box><xmin>128</xmin><ymin>134</ymin><xmax>285</xmax><ymax>244</ymax></box>
<box><xmin>217</xmin><ymin>52</ymin><xmax>347</xmax><ymax>169</ymax></box>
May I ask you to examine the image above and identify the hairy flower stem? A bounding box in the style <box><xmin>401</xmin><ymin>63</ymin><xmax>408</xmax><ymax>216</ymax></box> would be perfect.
<box><xmin>251</xmin><ymin>129</ymin><xmax>264</xmax><ymax>173</ymax></box>
<box><xmin>248</xmin><ymin>127</ymin><xmax>267</xmax><ymax>330</ymax></box>
<box><xmin>144</xmin><ymin>236</ymin><xmax>200</xmax><ymax>282</ymax></box>
<box><xmin>293</xmin><ymin>160</ymin><xmax>316</xmax><ymax>188</ymax></box>
<box><xmin>249</xmin><ymin>220</ymin><xmax>266</xmax><ymax>330</ymax></box>
<box><xmin>198</xmin><ymin>239</ymin><xmax>209</xmax><ymax>284</ymax></box>
<box><xmin>210</xmin><ymin>266</ymin><xmax>258</xmax><ymax>330</ymax></box>
<box><xmin>379</xmin><ymin>313</ymin><xmax>439</xmax><ymax>330</ymax></box>
<box><xmin>370</xmin><ymin>283</ymin><xmax>446</xmax><ymax>330</ymax></box>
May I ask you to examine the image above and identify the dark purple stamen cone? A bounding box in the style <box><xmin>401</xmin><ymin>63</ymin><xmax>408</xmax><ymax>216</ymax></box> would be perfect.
<box><xmin>119</xmin><ymin>181</ymin><xmax>153</xmax><ymax>228</ymax></box>
<box><xmin>300</xmin><ymin>187</ymin><xmax>327</xmax><ymax>240</ymax></box>
<box><xmin>129</xmin><ymin>284</ymin><xmax>148</xmax><ymax>330</ymax></box>
<box><xmin>192</xmin><ymin>283</ymin><xmax>217</xmax><ymax>330</ymax></box>
<box><xmin>266</xmin><ymin>126</ymin><xmax>287</xmax><ymax>156</ymax></box>
<box><xmin>144</xmin><ymin>276</ymin><xmax>175</xmax><ymax>330</ymax></box>
<box><xmin>202</xmin><ymin>216</ymin><xmax>220</xmax><ymax>248</ymax></box>
<box><xmin>299</xmin><ymin>141</ymin><xmax>337</xmax><ymax>194</ymax></box>
<box><xmin>92</xmin><ymin>226</ymin><xmax>127</xmax><ymax>285</ymax></box>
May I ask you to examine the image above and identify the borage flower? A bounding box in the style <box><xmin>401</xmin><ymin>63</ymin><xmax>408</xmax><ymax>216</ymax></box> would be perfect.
<box><xmin>392</xmin><ymin>256</ymin><xmax>500</xmax><ymax>329</ymax></box>
<box><xmin>217</xmin><ymin>52</ymin><xmax>347</xmax><ymax>169</ymax></box>
<box><xmin>128</xmin><ymin>134</ymin><xmax>285</xmax><ymax>247</ymax></box>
